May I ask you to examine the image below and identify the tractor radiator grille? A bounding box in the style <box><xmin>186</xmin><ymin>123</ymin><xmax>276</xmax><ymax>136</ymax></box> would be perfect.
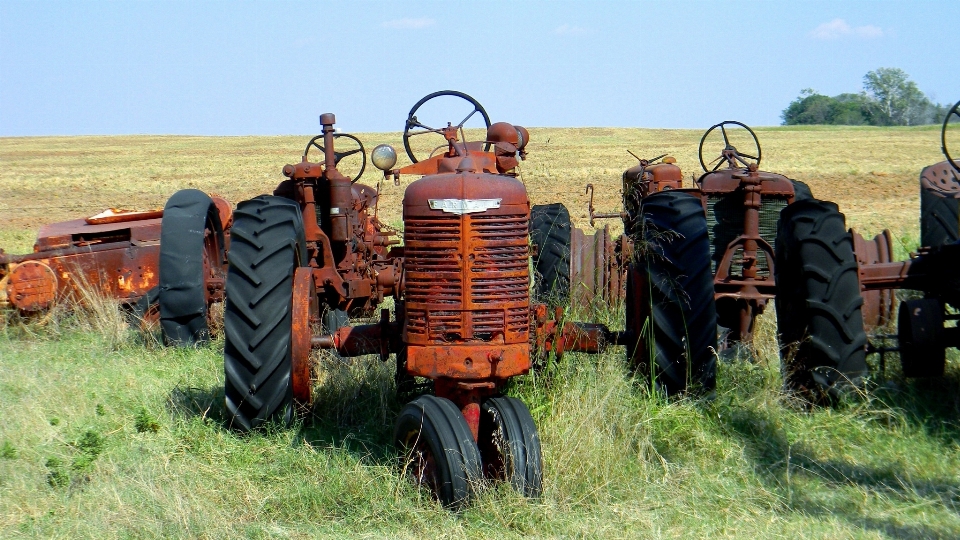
<box><xmin>705</xmin><ymin>194</ymin><xmax>788</xmax><ymax>277</ymax></box>
<box><xmin>403</xmin><ymin>212</ymin><xmax>530</xmax><ymax>344</ymax></box>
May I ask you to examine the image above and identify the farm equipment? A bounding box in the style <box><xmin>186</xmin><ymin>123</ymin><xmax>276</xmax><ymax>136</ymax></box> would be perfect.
<box><xmin>534</xmin><ymin>121</ymin><xmax>810</xmax><ymax>346</ymax></box>
<box><xmin>526</xmin><ymin>122</ymin><xmax>822</xmax><ymax>405</ymax></box>
<box><xmin>223</xmin><ymin>90</ymin><xmax>691</xmax><ymax>508</ymax></box>
<box><xmin>224</xmin><ymin>91</ymin><xmax>728</xmax><ymax>507</ymax></box>
<box><xmin>0</xmin><ymin>191</ymin><xmax>229</xmax><ymax>344</ymax></box>
<box><xmin>774</xmin><ymin>99</ymin><xmax>960</xmax><ymax>402</ymax></box>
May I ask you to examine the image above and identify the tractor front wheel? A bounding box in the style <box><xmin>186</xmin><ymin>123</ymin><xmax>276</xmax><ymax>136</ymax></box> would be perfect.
<box><xmin>478</xmin><ymin>396</ymin><xmax>543</xmax><ymax>498</ymax></box>
<box><xmin>159</xmin><ymin>189</ymin><xmax>226</xmax><ymax>346</ymax></box>
<box><xmin>223</xmin><ymin>196</ymin><xmax>306</xmax><ymax>431</ymax></box>
<box><xmin>394</xmin><ymin>395</ymin><xmax>482</xmax><ymax>509</ymax></box>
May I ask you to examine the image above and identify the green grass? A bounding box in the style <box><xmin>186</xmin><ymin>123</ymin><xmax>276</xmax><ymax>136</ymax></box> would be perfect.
<box><xmin>2</xmin><ymin>305</ymin><xmax>959</xmax><ymax>538</ymax></box>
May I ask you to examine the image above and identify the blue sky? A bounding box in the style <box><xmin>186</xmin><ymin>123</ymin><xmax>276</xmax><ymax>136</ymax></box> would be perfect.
<box><xmin>1</xmin><ymin>0</ymin><xmax>957</xmax><ymax>136</ymax></box>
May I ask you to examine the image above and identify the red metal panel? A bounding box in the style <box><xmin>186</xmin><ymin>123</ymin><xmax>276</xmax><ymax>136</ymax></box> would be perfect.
<box><xmin>405</xmin><ymin>343</ymin><xmax>529</xmax><ymax>379</ymax></box>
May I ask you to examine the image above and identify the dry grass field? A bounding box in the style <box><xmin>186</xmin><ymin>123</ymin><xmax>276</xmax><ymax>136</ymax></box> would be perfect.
<box><xmin>0</xmin><ymin>125</ymin><xmax>944</xmax><ymax>251</ymax></box>
<box><xmin>1</xmin><ymin>126</ymin><xmax>958</xmax><ymax>539</ymax></box>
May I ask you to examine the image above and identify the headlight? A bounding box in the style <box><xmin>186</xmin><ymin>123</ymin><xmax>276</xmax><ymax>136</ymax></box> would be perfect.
<box><xmin>371</xmin><ymin>144</ymin><xmax>398</xmax><ymax>171</ymax></box>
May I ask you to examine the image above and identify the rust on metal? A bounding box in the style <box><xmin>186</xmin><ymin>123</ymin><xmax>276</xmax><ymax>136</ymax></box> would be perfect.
<box><xmin>278</xmin><ymin>116</ymin><xmax>399</xmax><ymax>316</ymax></box>
<box><xmin>577</xmin><ymin>134</ymin><xmax>802</xmax><ymax>345</ymax></box>
<box><xmin>291</xmin><ymin>268</ymin><xmax>316</xmax><ymax>406</ymax></box>
<box><xmin>1</xmin><ymin>189</ymin><xmax>235</xmax><ymax>316</ymax></box>
<box><xmin>85</xmin><ymin>208</ymin><xmax>164</xmax><ymax>225</ymax></box>
<box><xmin>402</xmin><ymin>175</ymin><xmax>530</xmax><ymax>336</ymax></box>
<box><xmin>310</xmin><ymin>318</ymin><xmax>401</xmax><ymax>359</ymax></box>
<box><xmin>568</xmin><ymin>225</ymin><xmax>626</xmax><ymax>307</ymax></box>
<box><xmin>6</xmin><ymin>261</ymin><xmax>58</xmax><ymax>312</ymax></box>
<box><xmin>852</xmin><ymin>228</ymin><xmax>895</xmax><ymax>330</ymax></box>
<box><xmin>0</xmin><ymin>216</ymin><xmax>163</xmax><ymax>311</ymax></box>
<box><xmin>406</xmin><ymin>344</ymin><xmax>529</xmax><ymax>379</ymax></box>
<box><xmin>693</xmin><ymin>149</ymin><xmax>797</xmax><ymax>343</ymax></box>
<box><xmin>530</xmin><ymin>304</ymin><xmax>612</xmax><ymax>358</ymax></box>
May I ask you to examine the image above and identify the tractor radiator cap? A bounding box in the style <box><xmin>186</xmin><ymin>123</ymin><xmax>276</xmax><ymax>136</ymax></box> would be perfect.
<box><xmin>456</xmin><ymin>157</ymin><xmax>479</xmax><ymax>173</ymax></box>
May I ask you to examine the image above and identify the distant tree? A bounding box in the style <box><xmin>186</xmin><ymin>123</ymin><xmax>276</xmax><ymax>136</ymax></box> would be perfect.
<box><xmin>781</xmin><ymin>89</ymin><xmax>833</xmax><ymax>125</ymax></box>
<box><xmin>781</xmin><ymin>89</ymin><xmax>869</xmax><ymax>126</ymax></box>
<box><xmin>831</xmin><ymin>93</ymin><xmax>871</xmax><ymax>125</ymax></box>
<box><xmin>782</xmin><ymin>68</ymin><xmax>946</xmax><ymax>126</ymax></box>
<box><xmin>862</xmin><ymin>67</ymin><xmax>930</xmax><ymax>126</ymax></box>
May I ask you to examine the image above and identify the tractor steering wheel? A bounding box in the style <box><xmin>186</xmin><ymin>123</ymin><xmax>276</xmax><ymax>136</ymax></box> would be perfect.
<box><xmin>942</xmin><ymin>99</ymin><xmax>960</xmax><ymax>175</ymax></box>
<box><xmin>698</xmin><ymin>121</ymin><xmax>762</xmax><ymax>173</ymax></box>
<box><xmin>403</xmin><ymin>90</ymin><xmax>492</xmax><ymax>163</ymax></box>
<box><xmin>303</xmin><ymin>133</ymin><xmax>367</xmax><ymax>183</ymax></box>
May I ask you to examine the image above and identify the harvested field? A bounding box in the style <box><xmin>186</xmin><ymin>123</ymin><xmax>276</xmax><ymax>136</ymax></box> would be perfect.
<box><xmin>1</xmin><ymin>125</ymin><xmax>943</xmax><ymax>251</ymax></box>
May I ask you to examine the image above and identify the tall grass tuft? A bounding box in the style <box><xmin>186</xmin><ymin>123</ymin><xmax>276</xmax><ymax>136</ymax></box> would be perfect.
<box><xmin>65</xmin><ymin>273</ymin><xmax>132</xmax><ymax>349</ymax></box>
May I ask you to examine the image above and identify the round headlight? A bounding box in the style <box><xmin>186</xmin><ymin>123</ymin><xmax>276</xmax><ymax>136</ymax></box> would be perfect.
<box><xmin>371</xmin><ymin>144</ymin><xmax>398</xmax><ymax>171</ymax></box>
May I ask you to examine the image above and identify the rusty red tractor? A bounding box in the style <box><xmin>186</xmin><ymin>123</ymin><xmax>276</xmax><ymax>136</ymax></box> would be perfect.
<box><xmin>773</xmin><ymin>99</ymin><xmax>960</xmax><ymax>403</ymax></box>
<box><xmin>0</xmin><ymin>189</ymin><xmax>231</xmax><ymax>345</ymax></box>
<box><xmin>533</xmin><ymin>122</ymin><xmax>836</xmax><ymax>377</ymax></box>
<box><xmin>223</xmin><ymin>91</ymin><xmax>593</xmax><ymax>507</ymax></box>
<box><xmin>530</xmin><ymin>120</ymin><xmax>902</xmax><ymax>401</ymax></box>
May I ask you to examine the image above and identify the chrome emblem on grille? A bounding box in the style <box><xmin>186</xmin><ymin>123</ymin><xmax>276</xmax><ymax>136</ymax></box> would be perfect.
<box><xmin>428</xmin><ymin>198</ymin><xmax>502</xmax><ymax>215</ymax></box>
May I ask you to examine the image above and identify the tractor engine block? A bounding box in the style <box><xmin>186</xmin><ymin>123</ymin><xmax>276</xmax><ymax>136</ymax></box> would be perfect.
<box><xmin>401</xmin><ymin>167</ymin><xmax>531</xmax><ymax>381</ymax></box>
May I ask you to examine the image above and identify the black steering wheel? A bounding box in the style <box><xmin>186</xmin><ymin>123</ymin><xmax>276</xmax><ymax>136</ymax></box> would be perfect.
<box><xmin>303</xmin><ymin>133</ymin><xmax>366</xmax><ymax>183</ymax></box>
<box><xmin>942</xmin><ymin>99</ymin><xmax>960</xmax><ymax>175</ymax></box>
<box><xmin>403</xmin><ymin>90</ymin><xmax>492</xmax><ymax>163</ymax></box>
<box><xmin>698</xmin><ymin>121</ymin><xmax>762</xmax><ymax>173</ymax></box>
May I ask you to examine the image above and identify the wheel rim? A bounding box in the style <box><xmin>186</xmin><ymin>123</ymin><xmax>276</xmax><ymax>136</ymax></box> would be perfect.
<box><xmin>290</xmin><ymin>267</ymin><xmax>316</xmax><ymax>407</ymax></box>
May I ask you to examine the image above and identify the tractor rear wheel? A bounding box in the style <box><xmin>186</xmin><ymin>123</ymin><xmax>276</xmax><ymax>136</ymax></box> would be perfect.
<box><xmin>920</xmin><ymin>185</ymin><xmax>960</xmax><ymax>248</ymax></box>
<box><xmin>159</xmin><ymin>189</ymin><xmax>226</xmax><ymax>346</ymax></box>
<box><xmin>775</xmin><ymin>199</ymin><xmax>868</xmax><ymax>404</ymax></box>
<box><xmin>478</xmin><ymin>396</ymin><xmax>543</xmax><ymax>498</ymax></box>
<box><xmin>626</xmin><ymin>191</ymin><xmax>717</xmax><ymax>396</ymax></box>
<box><xmin>792</xmin><ymin>179</ymin><xmax>813</xmax><ymax>201</ymax></box>
<box><xmin>223</xmin><ymin>196</ymin><xmax>306</xmax><ymax>431</ymax></box>
<box><xmin>395</xmin><ymin>395</ymin><xmax>482</xmax><ymax>509</ymax></box>
<box><xmin>530</xmin><ymin>203</ymin><xmax>572</xmax><ymax>306</ymax></box>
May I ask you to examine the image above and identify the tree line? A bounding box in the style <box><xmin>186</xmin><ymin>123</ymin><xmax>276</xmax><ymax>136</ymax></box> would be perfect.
<box><xmin>781</xmin><ymin>68</ymin><xmax>948</xmax><ymax>126</ymax></box>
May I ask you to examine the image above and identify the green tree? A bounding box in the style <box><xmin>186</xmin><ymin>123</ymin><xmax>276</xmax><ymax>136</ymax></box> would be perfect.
<box><xmin>862</xmin><ymin>67</ymin><xmax>930</xmax><ymax>126</ymax></box>
<box><xmin>781</xmin><ymin>89</ymin><xmax>832</xmax><ymax>125</ymax></box>
<box><xmin>781</xmin><ymin>90</ymin><xmax>869</xmax><ymax>126</ymax></box>
<box><xmin>781</xmin><ymin>68</ymin><xmax>945</xmax><ymax>126</ymax></box>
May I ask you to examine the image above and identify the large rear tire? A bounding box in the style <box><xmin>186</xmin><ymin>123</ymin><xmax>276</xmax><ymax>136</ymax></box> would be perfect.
<box><xmin>223</xmin><ymin>196</ymin><xmax>306</xmax><ymax>431</ymax></box>
<box><xmin>395</xmin><ymin>395</ymin><xmax>482</xmax><ymax>509</ymax></box>
<box><xmin>920</xmin><ymin>184</ymin><xmax>960</xmax><ymax>248</ymax></box>
<box><xmin>792</xmin><ymin>179</ymin><xmax>813</xmax><ymax>202</ymax></box>
<box><xmin>478</xmin><ymin>396</ymin><xmax>543</xmax><ymax>498</ymax></box>
<box><xmin>530</xmin><ymin>203</ymin><xmax>572</xmax><ymax>306</ymax></box>
<box><xmin>159</xmin><ymin>189</ymin><xmax>226</xmax><ymax>346</ymax></box>
<box><xmin>627</xmin><ymin>191</ymin><xmax>717</xmax><ymax>396</ymax></box>
<box><xmin>775</xmin><ymin>199</ymin><xmax>868</xmax><ymax>404</ymax></box>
